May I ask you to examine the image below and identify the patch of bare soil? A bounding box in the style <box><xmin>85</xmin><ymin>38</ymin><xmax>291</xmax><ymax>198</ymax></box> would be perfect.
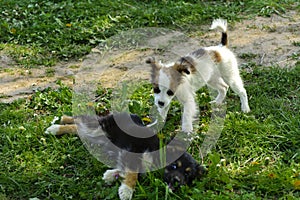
<box><xmin>0</xmin><ymin>11</ymin><xmax>299</xmax><ymax>103</ymax></box>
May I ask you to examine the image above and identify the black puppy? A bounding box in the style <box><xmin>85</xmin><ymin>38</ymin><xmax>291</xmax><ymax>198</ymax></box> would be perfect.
<box><xmin>46</xmin><ymin>112</ymin><xmax>206</xmax><ymax>200</ymax></box>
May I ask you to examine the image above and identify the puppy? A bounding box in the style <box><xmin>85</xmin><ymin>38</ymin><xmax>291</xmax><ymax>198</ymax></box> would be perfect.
<box><xmin>46</xmin><ymin>113</ymin><xmax>205</xmax><ymax>200</ymax></box>
<box><xmin>146</xmin><ymin>19</ymin><xmax>250</xmax><ymax>133</ymax></box>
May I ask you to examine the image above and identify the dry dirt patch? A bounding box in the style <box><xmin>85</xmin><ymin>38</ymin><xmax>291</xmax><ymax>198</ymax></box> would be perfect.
<box><xmin>0</xmin><ymin>11</ymin><xmax>299</xmax><ymax>103</ymax></box>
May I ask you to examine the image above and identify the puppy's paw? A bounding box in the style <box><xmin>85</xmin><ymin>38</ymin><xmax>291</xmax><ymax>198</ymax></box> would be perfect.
<box><xmin>210</xmin><ymin>99</ymin><xmax>223</xmax><ymax>105</ymax></box>
<box><xmin>242</xmin><ymin>105</ymin><xmax>250</xmax><ymax>113</ymax></box>
<box><xmin>181</xmin><ymin>124</ymin><xmax>193</xmax><ymax>134</ymax></box>
<box><xmin>45</xmin><ymin>124</ymin><xmax>61</xmax><ymax>135</ymax></box>
<box><xmin>50</xmin><ymin>116</ymin><xmax>60</xmax><ymax>125</ymax></box>
<box><xmin>102</xmin><ymin>169</ymin><xmax>120</xmax><ymax>184</ymax></box>
<box><xmin>118</xmin><ymin>183</ymin><xmax>133</xmax><ymax>200</ymax></box>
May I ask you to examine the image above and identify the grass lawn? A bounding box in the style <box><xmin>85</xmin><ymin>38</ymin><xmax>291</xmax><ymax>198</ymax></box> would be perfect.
<box><xmin>0</xmin><ymin>0</ymin><xmax>298</xmax><ymax>67</ymax></box>
<box><xmin>0</xmin><ymin>0</ymin><xmax>299</xmax><ymax>199</ymax></box>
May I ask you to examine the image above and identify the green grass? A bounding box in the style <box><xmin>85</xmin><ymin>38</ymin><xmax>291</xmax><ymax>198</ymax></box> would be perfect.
<box><xmin>1</xmin><ymin>0</ymin><xmax>300</xmax><ymax>199</ymax></box>
<box><xmin>0</xmin><ymin>0</ymin><xmax>299</xmax><ymax>67</ymax></box>
<box><xmin>1</xmin><ymin>64</ymin><xmax>299</xmax><ymax>199</ymax></box>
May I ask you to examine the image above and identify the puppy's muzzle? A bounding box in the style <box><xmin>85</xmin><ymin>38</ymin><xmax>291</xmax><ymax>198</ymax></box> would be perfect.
<box><xmin>167</xmin><ymin>173</ymin><xmax>185</xmax><ymax>191</ymax></box>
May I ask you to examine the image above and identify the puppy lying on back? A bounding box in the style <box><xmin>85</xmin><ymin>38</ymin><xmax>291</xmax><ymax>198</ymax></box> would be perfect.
<box><xmin>46</xmin><ymin>113</ymin><xmax>206</xmax><ymax>200</ymax></box>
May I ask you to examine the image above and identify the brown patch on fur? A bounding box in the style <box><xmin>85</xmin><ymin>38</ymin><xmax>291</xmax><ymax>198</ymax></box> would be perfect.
<box><xmin>167</xmin><ymin>67</ymin><xmax>182</xmax><ymax>93</ymax></box>
<box><xmin>147</xmin><ymin>55</ymin><xmax>197</xmax><ymax>94</ymax></box>
<box><xmin>123</xmin><ymin>172</ymin><xmax>138</xmax><ymax>189</ymax></box>
<box><xmin>173</xmin><ymin>56</ymin><xmax>196</xmax><ymax>74</ymax></box>
<box><xmin>61</xmin><ymin>116</ymin><xmax>75</xmax><ymax>124</ymax></box>
<box><xmin>185</xmin><ymin>167</ymin><xmax>192</xmax><ymax>172</ymax></box>
<box><xmin>147</xmin><ymin>57</ymin><xmax>182</xmax><ymax>93</ymax></box>
<box><xmin>209</xmin><ymin>51</ymin><xmax>222</xmax><ymax>63</ymax></box>
<box><xmin>146</xmin><ymin>57</ymin><xmax>161</xmax><ymax>85</ymax></box>
<box><xmin>56</xmin><ymin>124</ymin><xmax>77</xmax><ymax>135</ymax></box>
<box><xmin>152</xmin><ymin>83</ymin><xmax>159</xmax><ymax>89</ymax></box>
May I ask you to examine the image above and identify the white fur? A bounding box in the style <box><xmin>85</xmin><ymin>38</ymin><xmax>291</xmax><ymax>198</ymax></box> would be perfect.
<box><xmin>102</xmin><ymin>169</ymin><xmax>122</xmax><ymax>184</ymax></box>
<box><xmin>51</xmin><ymin>116</ymin><xmax>60</xmax><ymax>125</ymax></box>
<box><xmin>210</xmin><ymin>19</ymin><xmax>227</xmax><ymax>32</ymax></box>
<box><xmin>151</xmin><ymin>19</ymin><xmax>250</xmax><ymax>133</ymax></box>
<box><xmin>118</xmin><ymin>183</ymin><xmax>134</xmax><ymax>200</ymax></box>
<box><xmin>103</xmin><ymin>169</ymin><xmax>135</xmax><ymax>200</ymax></box>
<box><xmin>155</xmin><ymin>70</ymin><xmax>172</xmax><ymax>119</ymax></box>
<box><xmin>175</xmin><ymin>80</ymin><xmax>199</xmax><ymax>132</ymax></box>
<box><xmin>142</xmin><ymin>152</ymin><xmax>154</xmax><ymax>170</ymax></box>
<box><xmin>45</xmin><ymin>124</ymin><xmax>60</xmax><ymax>135</ymax></box>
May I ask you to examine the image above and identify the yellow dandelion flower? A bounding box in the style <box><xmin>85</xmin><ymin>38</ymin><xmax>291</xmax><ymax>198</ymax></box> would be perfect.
<box><xmin>86</xmin><ymin>102</ymin><xmax>94</xmax><ymax>107</ymax></box>
<box><xmin>66</xmin><ymin>23</ymin><xmax>72</xmax><ymax>27</ymax></box>
<box><xmin>157</xmin><ymin>133</ymin><xmax>165</xmax><ymax>140</ymax></box>
<box><xmin>293</xmin><ymin>180</ymin><xmax>300</xmax><ymax>190</ymax></box>
<box><xmin>10</xmin><ymin>28</ymin><xmax>16</xmax><ymax>34</ymax></box>
<box><xmin>142</xmin><ymin>117</ymin><xmax>152</xmax><ymax>123</ymax></box>
<box><xmin>251</xmin><ymin>161</ymin><xmax>259</xmax><ymax>165</ymax></box>
<box><xmin>268</xmin><ymin>173</ymin><xmax>276</xmax><ymax>179</ymax></box>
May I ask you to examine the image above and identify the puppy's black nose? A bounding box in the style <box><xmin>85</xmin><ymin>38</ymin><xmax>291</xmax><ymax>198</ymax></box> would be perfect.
<box><xmin>158</xmin><ymin>101</ymin><xmax>165</xmax><ymax>107</ymax></box>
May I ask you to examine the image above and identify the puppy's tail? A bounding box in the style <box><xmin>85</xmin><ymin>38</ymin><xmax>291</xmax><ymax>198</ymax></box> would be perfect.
<box><xmin>210</xmin><ymin>19</ymin><xmax>228</xmax><ymax>47</ymax></box>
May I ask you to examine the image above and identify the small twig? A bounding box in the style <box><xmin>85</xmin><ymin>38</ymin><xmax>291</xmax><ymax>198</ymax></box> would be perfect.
<box><xmin>93</xmin><ymin>92</ymin><xmax>108</xmax><ymax>102</ymax></box>
<box><xmin>259</xmin><ymin>53</ymin><xmax>266</xmax><ymax>65</ymax></box>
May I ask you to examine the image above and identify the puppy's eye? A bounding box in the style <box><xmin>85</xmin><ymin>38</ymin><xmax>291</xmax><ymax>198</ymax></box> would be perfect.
<box><xmin>153</xmin><ymin>87</ymin><xmax>161</xmax><ymax>94</ymax></box>
<box><xmin>167</xmin><ymin>90</ymin><xmax>174</xmax><ymax>96</ymax></box>
<box><xmin>171</xmin><ymin>164</ymin><xmax>177</xmax><ymax>170</ymax></box>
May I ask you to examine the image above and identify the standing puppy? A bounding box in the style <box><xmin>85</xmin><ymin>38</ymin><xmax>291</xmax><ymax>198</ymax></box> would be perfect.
<box><xmin>146</xmin><ymin>19</ymin><xmax>250</xmax><ymax>133</ymax></box>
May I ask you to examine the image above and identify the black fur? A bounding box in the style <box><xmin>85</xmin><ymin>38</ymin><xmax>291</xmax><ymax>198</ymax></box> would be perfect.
<box><xmin>77</xmin><ymin>112</ymin><xmax>206</xmax><ymax>189</ymax></box>
<box><xmin>99</xmin><ymin>113</ymin><xmax>159</xmax><ymax>153</ymax></box>
<box><xmin>221</xmin><ymin>32</ymin><xmax>228</xmax><ymax>46</ymax></box>
<box><xmin>164</xmin><ymin>153</ymin><xmax>207</xmax><ymax>191</ymax></box>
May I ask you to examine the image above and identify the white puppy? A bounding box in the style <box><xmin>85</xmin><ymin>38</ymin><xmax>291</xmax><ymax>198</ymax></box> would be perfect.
<box><xmin>146</xmin><ymin>19</ymin><xmax>250</xmax><ymax>133</ymax></box>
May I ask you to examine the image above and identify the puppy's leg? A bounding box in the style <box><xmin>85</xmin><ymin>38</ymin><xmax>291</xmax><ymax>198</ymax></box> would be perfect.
<box><xmin>45</xmin><ymin>116</ymin><xmax>77</xmax><ymax>136</ymax></box>
<box><xmin>208</xmin><ymin>77</ymin><xmax>229</xmax><ymax>104</ymax></box>
<box><xmin>181</xmin><ymin>97</ymin><xmax>198</xmax><ymax>133</ymax></box>
<box><xmin>102</xmin><ymin>169</ymin><xmax>122</xmax><ymax>185</ymax></box>
<box><xmin>228</xmin><ymin>77</ymin><xmax>250</xmax><ymax>113</ymax></box>
<box><xmin>118</xmin><ymin>172</ymin><xmax>138</xmax><ymax>200</ymax></box>
<box><xmin>45</xmin><ymin>124</ymin><xmax>77</xmax><ymax>135</ymax></box>
<box><xmin>60</xmin><ymin>115</ymin><xmax>76</xmax><ymax>124</ymax></box>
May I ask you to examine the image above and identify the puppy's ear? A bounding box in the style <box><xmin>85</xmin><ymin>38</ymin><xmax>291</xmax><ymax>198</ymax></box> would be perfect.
<box><xmin>145</xmin><ymin>57</ymin><xmax>155</xmax><ymax>64</ymax></box>
<box><xmin>146</xmin><ymin>57</ymin><xmax>161</xmax><ymax>69</ymax></box>
<box><xmin>146</xmin><ymin>57</ymin><xmax>161</xmax><ymax>84</ymax></box>
<box><xmin>196</xmin><ymin>165</ymin><xmax>207</xmax><ymax>178</ymax></box>
<box><xmin>173</xmin><ymin>56</ymin><xmax>196</xmax><ymax>75</ymax></box>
